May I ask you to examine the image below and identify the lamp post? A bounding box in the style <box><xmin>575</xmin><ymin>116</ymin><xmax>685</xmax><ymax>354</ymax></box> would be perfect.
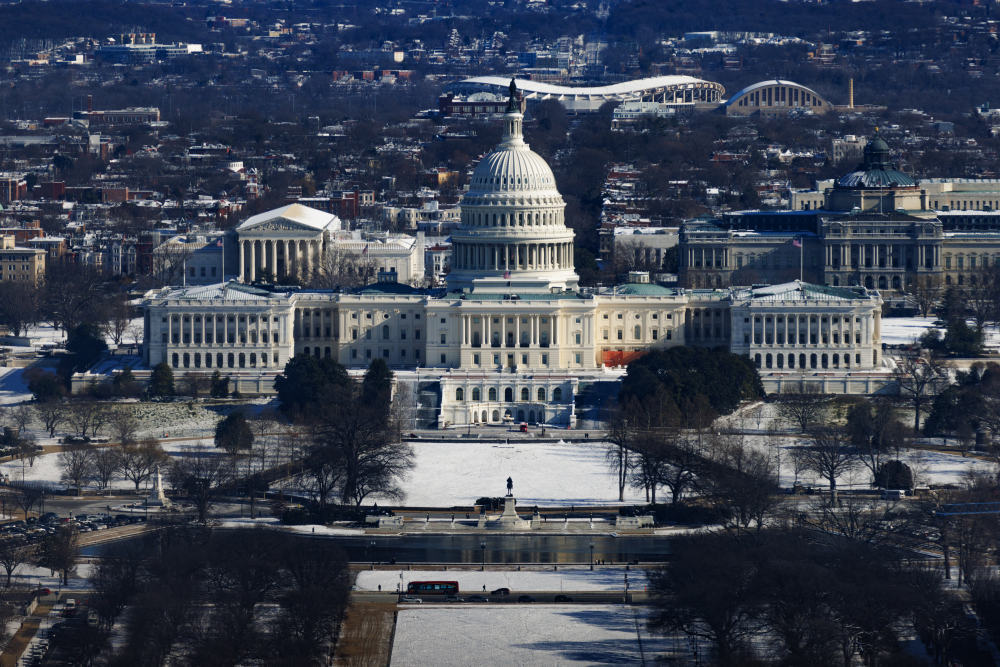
<box><xmin>480</xmin><ymin>540</ymin><xmax>487</xmax><ymax>572</ymax></box>
<box><xmin>589</xmin><ymin>542</ymin><xmax>594</xmax><ymax>571</ymax></box>
<box><xmin>624</xmin><ymin>572</ymin><xmax>630</xmax><ymax>603</ymax></box>
<box><xmin>370</xmin><ymin>540</ymin><xmax>376</xmax><ymax>569</ymax></box>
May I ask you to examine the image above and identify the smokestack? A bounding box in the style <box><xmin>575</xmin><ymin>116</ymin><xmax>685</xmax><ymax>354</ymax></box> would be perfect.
<box><xmin>87</xmin><ymin>95</ymin><xmax>93</xmax><ymax>112</ymax></box>
<box><xmin>848</xmin><ymin>78</ymin><xmax>854</xmax><ymax>109</ymax></box>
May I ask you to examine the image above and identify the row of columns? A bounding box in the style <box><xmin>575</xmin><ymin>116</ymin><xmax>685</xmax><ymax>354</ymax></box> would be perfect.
<box><xmin>686</xmin><ymin>247</ymin><xmax>728</xmax><ymax>269</ymax></box>
<box><xmin>751</xmin><ymin>312</ymin><xmax>872</xmax><ymax>348</ymax></box>
<box><xmin>455</xmin><ymin>242</ymin><xmax>573</xmax><ymax>272</ymax></box>
<box><xmin>459</xmin><ymin>313</ymin><xmax>558</xmax><ymax>348</ymax></box>
<box><xmin>166</xmin><ymin>312</ymin><xmax>283</xmax><ymax>347</ymax></box>
<box><xmin>239</xmin><ymin>238</ymin><xmax>323</xmax><ymax>282</ymax></box>
<box><xmin>826</xmin><ymin>243</ymin><xmax>939</xmax><ymax>270</ymax></box>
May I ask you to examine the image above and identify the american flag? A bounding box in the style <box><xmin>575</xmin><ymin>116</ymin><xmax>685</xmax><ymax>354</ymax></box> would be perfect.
<box><xmin>503</xmin><ymin>270</ymin><xmax>511</xmax><ymax>279</ymax></box>
<box><xmin>215</xmin><ymin>238</ymin><xmax>224</xmax><ymax>247</ymax></box>
<box><xmin>362</xmin><ymin>244</ymin><xmax>369</xmax><ymax>255</ymax></box>
<box><xmin>792</xmin><ymin>238</ymin><xmax>802</xmax><ymax>248</ymax></box>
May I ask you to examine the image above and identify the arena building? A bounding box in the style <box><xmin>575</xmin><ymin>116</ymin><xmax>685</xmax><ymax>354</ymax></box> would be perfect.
<box><xmin>449</xmin><ymin>75</ymin><xmax>725</xmax><ymax>112</ymax></box>
<box><xmin>723</xmin><ymin>79</ymin><xmax>832</xmax><ymax>116</ymax></box>
<box><xmin>142</xmin><ymin>84</ymin><xmax>886</xmax><ymax>426</ymax></box>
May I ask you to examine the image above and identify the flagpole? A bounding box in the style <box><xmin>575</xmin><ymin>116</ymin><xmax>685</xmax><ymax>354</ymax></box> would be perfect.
<box><xmin>799</xmin><ymin>237</ymin><xmax>803</xmax><ymax>282</ymax></box>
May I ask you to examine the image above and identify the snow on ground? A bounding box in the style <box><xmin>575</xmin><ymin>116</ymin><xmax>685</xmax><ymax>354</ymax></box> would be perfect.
<box><xmin>880</xmin><ymin>317</ymin><xmax>942</xmax><ymax>346</ymax></box>
<box><xmin>356</xmin><ymin>568</ymin><xmax>646</xmax><ymax>593</ymax></box>
<box><xmin>0</xmin><ymin>367</ymin><xmax>32</xmax><ymax>405</ymax></box>
<box><xmin>394</xmin><ymin>440</ymin><xmax>646</xmax><ymax>507</ymax></box>
<box><xmin>217</xmin><ymin>517</ymin><xmax>362</xmax><ymax>535</ymax></box>
<box><xmin>391</xmin><ymin>605</ymin><xmax>669</xmax><ymax>667</ymax></box>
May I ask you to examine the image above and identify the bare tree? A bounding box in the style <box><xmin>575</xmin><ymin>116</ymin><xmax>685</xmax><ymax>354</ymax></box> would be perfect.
<box><xmin>776</xmin><ymin>384</ymin><xmax>827</xmax><ymax>433</ymax></box>
<box><xmin>0</xmin><ymin>537</ymin><xmax>30</xmax><ymax>587</ymax></box>
<box><xmin>119</xmin><ymin>439</ymin><xmax>167</xmax><ymax>492</ymax></box>
<box><xmin>9</xmin><ymin>405</ymin><xmax>31</xmax><ymax>435</ymax></box>
<box><xmin>168</xmin><ymin>449</ymin><xmax>230</xmax><ymax>522</ymax></box>
<box><xmin>151</xmin><ymin>241</ymin><xmax>196</xmax><ymax>287</ymax></box>
<box><xmin>91</xmin><ymin>447</ymin><xmax>122</xmax><ymax>494</ymax></box>
<box><xmin>105</xmin><ymin>292</ymin><xmax>133</xmax><ymax>347</ymax></box>
<box><xmin>310</xmin><ymin>244</ymin><xmax>375</xmax><ymax>289</ymax></box>
<box><xmin>795</xmin><ymin>427</ymin><xmax>859</xmax><ymax>504</ymax></box>
<box><xmin>605</xmin><ymin>409</ymin><xmax>634</xmax><ymax>502</ymax></box>
<box><xmin>12</xmin><ymin>485</ymin><xmax>44</xmax><ymax>521</ymax></box>
<box><xmin>893</xmin><ymin>354</ymin><xmax>947</xmax><ymax>433</ymax></box>
<box><xmin>34</xmin><ymin>401</ymin><xmax>65</xmax><ymax>438</ymax></box>
<box><xmin>911</xmin><ymin>278</ymin><xmax>937</xmax><ymax>318</ymax></box>
<box><xmin>107</xmin><ymin>406</ymin><xmax>140</xmax><ymax>446</ymax></box>
<box><xmin>59</xmin><ymin>445</ymin><xmax>95</xmax><ymax>496</ymax></box>
<box><xmin>0</xmin><ymin>282</ymin><xmax>40</xmax><ymax>338</ymax></box>
<box><xmin>66</xmin><ymin>402</ymin><xmax>109</xmax><ymax>440</ymax></box>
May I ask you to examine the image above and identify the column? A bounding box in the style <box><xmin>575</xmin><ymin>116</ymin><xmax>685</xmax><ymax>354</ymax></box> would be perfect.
<box><xmin>515</xmin><ymin>316</ymin><xmax>520</xmax><ymax>347</ymax></box>
<box><xmin>249</xmin><ymin>241</ymin><xmax>257</xmax><ymax>281</ymax></box>
<box><xmin>270</xmin><ymin>241</ymin><xmax>277</xmax><ymax>277</ymax></box>
<box><xmin>238</xmin><ymin>241</ymin><xmax>245</xmax><ymax>281</ymax></box>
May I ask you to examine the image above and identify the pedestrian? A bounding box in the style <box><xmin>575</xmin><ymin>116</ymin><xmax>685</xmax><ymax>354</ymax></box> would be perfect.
<box><xmin>378</xmin><ymin>584</ymin><xmax>382</xmax><ymax>592</ymax></box>
<box><xmin>483</xmin><ymin>584</ymin><xmax>486</xmax><ymax>591</ymax></box>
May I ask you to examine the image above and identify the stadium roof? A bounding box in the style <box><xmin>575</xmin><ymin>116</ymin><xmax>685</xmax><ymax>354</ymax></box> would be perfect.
<box><xmin>456</xmin><ymin>75</ymin><xmax>724</xmax><ymax>99</ymax></box>
<box><xmin>723</xmin><ymin>79</ymin><xmax>827</xmax><ymax>107</ymax></box>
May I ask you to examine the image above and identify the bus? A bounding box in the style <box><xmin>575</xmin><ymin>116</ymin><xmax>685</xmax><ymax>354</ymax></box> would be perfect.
<box><xmin>406</xmin><ymin>581</ymin><xmax>459</xmax><ymax>596</ymax></box>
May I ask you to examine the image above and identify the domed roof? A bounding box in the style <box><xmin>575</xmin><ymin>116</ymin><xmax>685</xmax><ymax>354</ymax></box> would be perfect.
<box><xmin>836</xmin><ymin>130</ymin><xmax>916</xmax><ymax>189</ymax></box>
<box><xmin>468</xmin><ymin>147</ymin><xmax>558</xmax><ymax>194</ymax></box>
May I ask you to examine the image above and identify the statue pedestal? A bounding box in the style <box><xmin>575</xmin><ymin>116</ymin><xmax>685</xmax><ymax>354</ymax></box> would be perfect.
<box><xmin>144</xmin><ymin>467</ymin><xmax>170</xmax><ymax>508</ymax></box>
<box><xmin>489</xmin><ymin>495</ymin><xmax>530</xmax><ymax>530</ymax></box>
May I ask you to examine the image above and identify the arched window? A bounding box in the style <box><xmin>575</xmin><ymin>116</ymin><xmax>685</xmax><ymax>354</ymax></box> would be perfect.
<box><xmin>489</xmin><ymin>388</ymin><xmax>497</xmax><ymax>401</ymax></box>
<box><xmin>456</xmin><ymin>388</ymin><xmax>464</xmax><ymax>401</ymax></box>
<box><xmin>553</xmin><ymin>387</ymin><xmax>563</xmax><ymax>402</ymax></box>
<box><xmin>492</xmin><ymin>410</ymin><xmax>500</xmax><ymax>422</ymax></box>
<box><xmin>504</xmin><ymin>387</ymin><xmax>513</xmax><ymax>402</ymax></box>
<box><xmin>520</xmin><ymin>387</ymin><xmax>529</xmax><ymax>401</ymax></box>
<box><xmin>754</xmin><ymin>353</ymin><xmax>761</xmax><ymax>368</ymax></box>
<box><xmin>537</xmin><ymin>388</ymin><xmax>546</xmax><ymax>401</ymax></box>
<box><xmin>238</xmin><ymin>353</ymin><xmax>246</xmax><ymax>368</ymax></box>
<box><xmin>383</xmin><ymin>325</ymin><xmax>390</xmax><ymax>339</ymax></box>
<box><xmin>183</xmin><ymin>353</ymin><xmax>190</xmax><ymax>368</ymax></box>
<box><xmin>171</xmin><ymin>353</ymin><xmax>179</xmax><ymax>368</ymax></box>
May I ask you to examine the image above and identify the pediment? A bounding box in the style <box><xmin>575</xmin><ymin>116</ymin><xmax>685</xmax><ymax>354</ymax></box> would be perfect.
<box><xmin>240</xmin><ymin>218</ymin><xmax>321</xmax><ymax>234</ymax></box>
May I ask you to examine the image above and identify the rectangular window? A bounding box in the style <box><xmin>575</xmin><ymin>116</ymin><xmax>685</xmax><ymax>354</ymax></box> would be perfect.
<box><xmin>440</xmin><ymin>334</ymin><xmax>446</xmax><ymax>344</ymax></box>
<box><xmin>652</xmin><ymin>330</ymin><xmax>658</xmax><ymax>340</ymax></box>
<box><xmin>494</xmin><ymin>354</ymin><xmax>500</xmax><ymax>365</ymax></box>
<box><xmin>365</xmin><ymin>330</ymin><xmax>372</xmax><ymax>340</ymax></box>
<box><xmin>383</xmin><ymin>349</ymin><xmax>389</xmax><ymax>358</ymax></box>
<box><xmin>401</xmin><ymin>330</ymin><xmax>407</xmax><ymax>340</ymax></box>
<box><xmin>415</xmin><ymin>330</ymin><xmax>421</xmax><ymax>339</ymax></box>
<box><xmin>602</xmin><ymin>329</ymin><xmax>609</xmax><ymax>340</ymax></box>
<box><xmin>473</xmin><ymin>354</ymin><xmax>480</xmax><ymax>365</ymax></box>
<box><xmin>575</xmin><ymin>333</ymin><xmax>581</xmax><ymax>344</ymax></box>
<box><xmin>351</xmin><ymin>349</ymin><xmax>357</xmax><ymax>359</ymax></box>
<box><xmin>521</xmin><ymin>354</ymin><xmax>527</xmax><ymax>364</ymax></box>
<box><xmin>541</xmin><ymin>353</ymin><xmax>548</xmax><ymax>365</ymax></box>
<box><xmin>365</xmin><ymin>349</ymin><xmax>371</xmax><ymax>359</ymax></box>
<box><xmin>617</xmin><ymin>330</ymin><xmax>623</xmax><ymax>340</ymax></box>
<box><xmin>666</xmin><ymin>330</ymin><xmax>672</xmax><ymax>340</ymax></box>
<box><xmin>574</xmin><ymin>353</ymin><xmax>582</xmax><ymax>365</ymax></box>
<box><xmin>440</xmin><ymin>354</ymin><xmax>447</xmax><ymax>364</ymax></box>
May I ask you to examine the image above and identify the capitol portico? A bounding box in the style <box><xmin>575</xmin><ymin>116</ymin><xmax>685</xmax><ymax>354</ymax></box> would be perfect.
<box><xmin>142</xmin><ymin>82</ymin><xmax>888</xmax><ymax>427</ymax></box>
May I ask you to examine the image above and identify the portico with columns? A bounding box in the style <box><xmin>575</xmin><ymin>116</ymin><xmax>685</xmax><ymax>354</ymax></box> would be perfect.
<box><xmin>236</xmin><ymin>203</ymin><xmax>340</xmax><ymax>283</ymax></box>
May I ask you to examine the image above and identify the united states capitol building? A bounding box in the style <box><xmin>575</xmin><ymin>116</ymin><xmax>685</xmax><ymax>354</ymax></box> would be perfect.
<box><xmin>141</xmin><ymin>85</ymin><xmax>886</xmax><ymax>427</ymax></box>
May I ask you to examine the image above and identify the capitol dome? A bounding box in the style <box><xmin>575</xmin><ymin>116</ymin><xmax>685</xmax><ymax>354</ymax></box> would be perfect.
<box><xmin>448</xmin><ymin>80</ymin><xmax>578</xmax><ymax>293</ymax></box>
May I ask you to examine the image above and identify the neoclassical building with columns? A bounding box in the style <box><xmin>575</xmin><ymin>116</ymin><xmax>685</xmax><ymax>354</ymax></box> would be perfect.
<box><xmin>236</xmin><ymin>203</ymin><xmax>340</xmax><ymax>283</ymax></box>
<box><xmin>142</xmin><ymin>85</ymin><xmax>886</xmax><ymax>426</ymax></box>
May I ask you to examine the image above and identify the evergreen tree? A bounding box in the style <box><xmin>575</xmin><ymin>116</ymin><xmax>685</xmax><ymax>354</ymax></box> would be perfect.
<box><xmin>148</xmin><ymin>362</ymin><xmax>174</xmax><ymax>398</ymax></box>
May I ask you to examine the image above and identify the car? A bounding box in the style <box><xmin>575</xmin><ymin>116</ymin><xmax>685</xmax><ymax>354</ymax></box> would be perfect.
<box><xmin>445</xmin><ymin>595</ymin><xmax>465</xmax><ymax>602</ymax></box>
<box><xmin>517</xmin><ymin>595</ymin><xmax>535</xmax><ymax>603</ymax></box>
<box><xmin>399</xmin><ymin>595</ymin><xmax>422</xmax><ymax>604</ymax></box>
<box><xmin>554</xmin><ymin>595</ymin><xmax>573</xmax><ymax>603</ymax></box>
<box><xmin>468</xmin><ymin>595</ymin><xmax>489</xmax><ymax>603</ymax></box>
<box><xmin>33</xmin><ymin>588</ymin><xmax>51</xmax><ymax>597</ymax></box>
<box><xmin>63</xmin><ymin>599</ymin><xmax>77</xmax><ymax>616</ymax></box>
<box><xmin>491</xmin><ymin>587</ymin><xmax>510</xmax><ymax>596</ymax></box>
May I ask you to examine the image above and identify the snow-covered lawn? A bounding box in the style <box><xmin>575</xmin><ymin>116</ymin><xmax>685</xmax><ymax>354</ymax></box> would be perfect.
<box><xmin>391</xmin><ymin>605</ymin><xmax>669</xmax><ymax>666</ymax></box>
<box><xmin>356</xmin><ymin>568</ymin><xmax>646</xmax><ymax>594</ymax></box>
<box><xmin>880</xmin><ymin>317</ymin><xmax>941</xmax><ymax>346</ymax></box>
<box><xmin>0</xmin><ymin>367</ymin><xmax>32</xmax><ymax>405</ymax></box>
<box><xmin>395</xmin><ymin>440</ymin><xmax>646</xmax><ymax>507</ymax></box>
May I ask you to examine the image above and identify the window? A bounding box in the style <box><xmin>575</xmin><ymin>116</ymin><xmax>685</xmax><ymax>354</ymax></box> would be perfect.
<box><xmin>541</xmin><ymin>353</ymin><xmax>548</xmax><ymax>365</ymax></box>
<box><xmin>575</xmin><ymin>353</ymin><xmax>582</xmax><ymax>364</ymax></box>
<box><xmin>456</xmin><ymin>388</ymin><xmax>464</xmax><ymax>401</ymax></box>
<box><xmin>440</xmin><ymin>318</ymin><xmax>446</xmax><ymax>324</ymax></box>
<box><xmin>617</xmin><ymin>330</ymin><xmax>623</xmax><ymax>340</ymax></box>
<box><xmin>575</xmin><ymin>332</ymin><xmax>581</xmax><ymax>344</ymax></box>
<box><xmin>633</xmin><ymin>325</ymin><xmax>641</xmax><ymax>339</ymax></box>
<box><xmin>415</xmin><ymin>330</ymin><xmax>421</xmax><ymax>340</ymax></box>
<box><xmin>652</xmin><ymin>329</ymin><xmax>658</xmax><ymax>340</ymax></box>
<box><xmin>472</xmin><ymin>388</ymin><xmax>481</xmax><ymax>401</ymax></box>
<box><xmin>383</xmin><ymin>349</ymin><xmax>389</xmax><ymax>358</ymax></box>
<box><xmin>489</xmin><ymin>388</ymin><xmax>497</xmax><ymax>401</ymax></box>
<box><xmin>440</xmin><ymin>354</ymin><xmax>446</xmax><ymax>364</ymax></box>
<box><xmin>553</xmin><ymin>387</ymin><xmax>562</xmax><ymax>402</ymax></box>
<box><xmin>473</xmin><ymin>353</ymin><xmax>480</xmax><ymax>365</ymax></box>
<box><xmin>520</xmin><ymin>387</ymin><xmax>529</xmax><ymax>401</ymax></box>
<box><xmin>537</xmin><ymin>388</ymin><xmax>546</xmax><ymax>401</ymax></box>
<box><xmin>383</xmin><ymin>325</ymin><xmax>390</xmax><ymax>339</ymax></box>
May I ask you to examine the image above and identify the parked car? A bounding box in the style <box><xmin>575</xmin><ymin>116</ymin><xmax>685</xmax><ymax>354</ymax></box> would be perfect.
<box><xmin>445</xmin><ymin>595</ymin><xmax>465</xmax><ymax>602</ymax></box>
<box><xmin>491</xmin><ymin>587</ymin><xmax>510</xmax><ymax>596</ymax></box>
<box><xmin>517</xmin><ymin>595</ymin><xmax>535</xmax><ymax>603</ymax></box>
<box><xmin>399</xmin><ymin>596</ymin><xmax>422</xmax><ymax>604</ymax></box>
<box><xmin>468</xmin><ymin>595</ymin><xmax>489</xmax><ymax>603</ymax></box>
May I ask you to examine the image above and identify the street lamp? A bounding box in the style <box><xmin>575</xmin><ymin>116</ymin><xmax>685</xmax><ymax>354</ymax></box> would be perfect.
<box><xmin>624</xmin><ymin>572</ymin><xmax>630</xmax><ymax>603</ymax></box>
<box><xmin>480</xmin><ymin>540</ymin><xmax>487</xmax><ymax>572</ymax></box>
<box><xmin>589</xmin><ymin>542</ymin><xmax>594</xmax><ymax>571</ymax></box>
<box><xmin>370</xmin><ymin>540</ymin><xmax>376</xmax><ymax>569</ymax></box>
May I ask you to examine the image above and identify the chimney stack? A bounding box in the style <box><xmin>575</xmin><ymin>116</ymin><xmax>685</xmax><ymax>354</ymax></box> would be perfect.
<box><xmin>848</xmin><ymin>78</ymin><xmax>854</xmax><ymax>109</ymax></box>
